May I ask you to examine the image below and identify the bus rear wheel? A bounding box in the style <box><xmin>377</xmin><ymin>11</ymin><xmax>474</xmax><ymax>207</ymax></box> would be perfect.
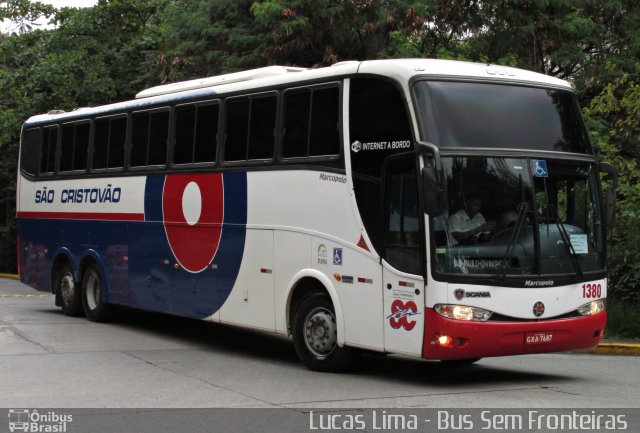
<box><xmin>82</xmin><ymin>264</ymin><xmax>113</xmax><ymax>322</ymax></box>
<box><xmin>55</xmin><ymin>262</ymin><xmax>83</xmax><ymax>317</ymax></box>
<box><xmin>292</xmin><ymin>292</ymin><xmax>351</xmax><ymax>372</ymax></box>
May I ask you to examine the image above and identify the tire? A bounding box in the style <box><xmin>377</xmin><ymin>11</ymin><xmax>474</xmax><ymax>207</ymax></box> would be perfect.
<box><xmin>292</xmin><ymin>292</ymin><xmax>351</xmax><ymax>372</ymax></box>
<box><xmin>82</xmin><ymin>264</ymin><xmax>113</xmax><ymax>322</ymax></box>
<box><xmin>54</xmin><ymin>262</ymin><xmax>83</xmax><ymax>317</ymax></box>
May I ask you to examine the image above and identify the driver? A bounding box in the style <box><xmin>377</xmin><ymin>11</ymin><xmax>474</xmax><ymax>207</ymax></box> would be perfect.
<box><xmin>448</xmin><ymin>192</ymin><xmax>495</xmax><ymax>245</ymax></box>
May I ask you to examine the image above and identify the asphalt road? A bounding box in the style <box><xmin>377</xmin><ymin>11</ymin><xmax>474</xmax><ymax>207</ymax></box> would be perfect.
<box><xmin>1</xmin><ymin>277</ymin><xmax>639</xmax><ymax>410</ymax></box>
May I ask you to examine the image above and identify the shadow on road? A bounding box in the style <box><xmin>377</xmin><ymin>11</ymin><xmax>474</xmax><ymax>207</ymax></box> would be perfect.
<box><xmin>35</xmin><ymin>304</ymin><xmax>576</xmax><ymax>387</ymax></box>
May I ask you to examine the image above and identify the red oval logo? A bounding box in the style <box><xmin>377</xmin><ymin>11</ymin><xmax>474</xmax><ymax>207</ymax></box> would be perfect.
<box><xmin>162</xmin><ymin>173</ymin><xmax>224</xmax><ymax>273</ymax></box>
<box><xmin>388</xmin><ymin>300</ymin><xmax>418</xmax><ymax>331</ymax></box>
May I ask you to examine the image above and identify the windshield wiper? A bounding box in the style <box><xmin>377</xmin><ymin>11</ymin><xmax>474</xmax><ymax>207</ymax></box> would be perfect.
<box><xmin>549</xmin><ymin>204</ymin><xmax>584</xmax><ymax>280</ymax></box>
<box><xmin>495</xmin><ymin>202</ymin><xmax>529</xmax><ymax>281</ymax></box>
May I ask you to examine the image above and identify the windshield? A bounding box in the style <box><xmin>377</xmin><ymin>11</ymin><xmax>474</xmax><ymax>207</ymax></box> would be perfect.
<box><xmin>414</xmin><ymin>81</ymin><xmax>592</xmax><ymax>154</ymax></box>
<box><xmin>433</xmin><ymin>157</ymin><xmax>605</xmax><ymax>277</ymax></box>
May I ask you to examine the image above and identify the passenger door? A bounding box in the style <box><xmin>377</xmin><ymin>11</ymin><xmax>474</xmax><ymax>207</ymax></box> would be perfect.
<box><xmin>382</xmin><ymin>155</ymin><xmax>425</xmax><ymax>356</ymax></box>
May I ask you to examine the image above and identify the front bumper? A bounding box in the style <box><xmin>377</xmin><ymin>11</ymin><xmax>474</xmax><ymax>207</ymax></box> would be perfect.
<box><xmin>422</xmin><ymin>307</ymin><xmax>606</xmax><ymax>360</ymax></box>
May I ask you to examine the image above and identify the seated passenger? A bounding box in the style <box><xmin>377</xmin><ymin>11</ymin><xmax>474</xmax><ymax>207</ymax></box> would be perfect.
<box><xmin>496</xmin><ymin>202</ymin><xmax>530</xmax><ymax>233</ymax></box>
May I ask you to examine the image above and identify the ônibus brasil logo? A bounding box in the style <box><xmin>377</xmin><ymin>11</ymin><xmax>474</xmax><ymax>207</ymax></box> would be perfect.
<box><xmin>7</xmin><ymin>409</ymin><xmax>73</xmax><ymax>432</ymax></box>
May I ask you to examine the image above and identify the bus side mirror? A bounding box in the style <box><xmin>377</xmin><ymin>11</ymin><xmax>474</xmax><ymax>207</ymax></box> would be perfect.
<box><xmin>599</xmin><ymin>162</ymin><xmax>618</xmax><ymax>228</ymax></box>
<box><xmin>422</xmin><ymin>166</ymin><xmax>444</xmax><ymax>216</ymax></box>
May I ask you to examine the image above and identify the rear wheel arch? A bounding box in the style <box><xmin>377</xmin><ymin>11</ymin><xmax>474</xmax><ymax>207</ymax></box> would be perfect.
<box><xmin>77</xmin><ymin>252</ymin><xmax>110</xmax><ymax>302</ymax></box>
<box><xmin>81</xmin><ymin>259</ymin><xmax>113</xmax><ymax>322</ymax></box>
<box><xmin>286</xmin><ymin>271</ymin><xmax>345</xmax><ymax>346</ymax></box>
<box><xmin>51</xmin><ymin>250</ymin><xmax>76</xmax><ymax>294</ymax></box>
<box><xmin>51</xmin><ymin>252</ymin><xmax>82</xmax><ymax>317</ymax></box>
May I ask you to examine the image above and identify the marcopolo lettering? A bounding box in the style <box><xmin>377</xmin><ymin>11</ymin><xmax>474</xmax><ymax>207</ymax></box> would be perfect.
<box><xmin>525</xmin><ymin>280</ymin><xmax>555</xmax><ymax>287</ymax></box>
<box><xmin>319</xmin><ymin>173</ymin><xmax>347</xmax><ymax>184</ymax></box>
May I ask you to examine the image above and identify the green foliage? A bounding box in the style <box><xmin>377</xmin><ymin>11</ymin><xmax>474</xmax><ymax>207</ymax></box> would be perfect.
<box><xmin>155</xmin><ymin>0</ymin><xmax>269</xmax><ymax>80</ymax></box>
<box><xmin>0</xmin><ymin>215</ymin><xmax>15</xmax><ymax>273</ymax></box>
<box><xmin>0</xmin><ymin>0</ymin><xmax>166</xmax><ymax>272</ymax></box>
<box><xmin>251</xmin><ymin>0</ymin><xmax>411</xmax><ymax>65</ymax></box>
<box><xmin>381</xmin><ymin>0</ymin><xmax>640</xmax><ymax>82</ymax></box>
<box><xmin>605</xmin><ymin>300</ymin><xmax>640</xmax><ymax>338</ymax></box>
<box><xmin>584</xmin><ymin>64</ymin><xmax>640</xmax><ymax>304</ymax></box>
<box><xmin>0</xmin><ymin>0</ymin><xmax>54</xmax><ymax>34</ymax></box>
<box><xmin>0</xmin><ymin>0</ymin><xmax>639</xmax><ymax>318</ymax></box>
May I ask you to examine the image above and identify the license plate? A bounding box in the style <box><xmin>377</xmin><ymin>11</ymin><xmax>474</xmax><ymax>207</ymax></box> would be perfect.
<box><xmin>525</xmin><ymin>332</ymin><xmax>554</xmax><ymax>345</ymax></box>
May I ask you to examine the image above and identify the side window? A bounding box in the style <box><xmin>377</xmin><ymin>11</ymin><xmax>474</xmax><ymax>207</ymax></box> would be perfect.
<box><xmin>194</xmin><ymin>104</ymin><xmax>219</xmax><ymax>162</ymax></box>
<box><xmin>93</xmin><ymin>116</ymin><xmax>126</xmax><ymax>170</ymax></box>
<box><xmin>309</xmin><ymin>87</ymin><xmax>340</xmax><ymax>156</ymax></box>
<box><xmin>148</xmin><ymin>112</ymin><xmax>169</xmax><ymax>165</ymax></box>
<box><xmin>283</xmin><ymin>91</ymin><xmax>309</xmax><ymax>158</ymax></box>
<box><xmin>225</xmin><ymin>98</ymin><xmax>250</xmax><ymax>162</ymax></box>
<box><xmin>384</xmin><ymin>155</ymin><xmax>421</xmax><ymax>274</ymax></box>
<box><xmin>40</xmin><ymin>126</ymin><xmax>58</xmax><ymax>174</ymax></box>
<box><xmin>109</xmin><ymin>117</ymin><xmax>126</xmax><ymax>168</ymax></box>
<box><xmin>174</xmin><ymin>102</ymin><xmax>219</xmax><ymax>165</ymax></box>
<box><xmin>60</xmin><ymin>122</ymin><xmax>90</xmax><ymax>172</ymax></box>
<box><xmin>21</xmin><ymin>128</ymin><xmax>41</xmax><ymax>176</ymax></box>
<box><xmin>349</xmin><ymin>77</ymin><xmax>413</xmax><ymax>254</ymax></box>
<box><xmin>60</xmin><ymin>124</ymin><xmax>74</xmax><ymax>172</ymax></box>
<box><xmin>224</xmin><ymin>94</ymin><xmax>276</xmax><ymax>162</ymax></box>
<box><xmin>131</xmin><ymin>110</ymin><xmax>169</xmax><ymax>167</ymax></box>
<box><xmin>248</xmin><ymin>96</ymin><xmax>276</xmax><ymax>160</ymax></box>
<box><xmin>94</xmin><ymin>119</ymin><xmax>109</xmax><ymax>169</ymax></box>
<box><xmin>283</xmin><ymin>85</ymin><xmax>340</xmax><ymax>159</ymax></box>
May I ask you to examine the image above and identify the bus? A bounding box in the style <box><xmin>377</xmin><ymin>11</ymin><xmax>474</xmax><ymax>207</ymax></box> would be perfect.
<box><xmin>17</xmin><ymin>59</ymin><xmax>617</xmax><ymax>371</ymax></box>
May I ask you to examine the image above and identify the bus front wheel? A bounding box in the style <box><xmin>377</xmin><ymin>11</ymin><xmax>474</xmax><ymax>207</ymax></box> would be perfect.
<box><xmin>55</xmin><ymin>262</ymin><xmax>83</xmax><ymax>317</ymax></box>
<box><xmin>82</xmin><ymin>264</ymin><xmax>113</xmax><ymax>322</ymax></box>
<box><xmin>292</xmin><ymin>292</ymin><xmax>351</xmax><ymax>372</ymax></box>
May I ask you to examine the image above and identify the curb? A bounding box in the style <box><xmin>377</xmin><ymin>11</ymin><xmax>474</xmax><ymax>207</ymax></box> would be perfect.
<box><xmin>0</xmin><ymin>273</ymin><xmax>19</xmax><ymax>280</ymax></box>
<box><xmin>587</xmin><ymin>343</ymin><xmax>640</xmax><ymax>356</ymax></box>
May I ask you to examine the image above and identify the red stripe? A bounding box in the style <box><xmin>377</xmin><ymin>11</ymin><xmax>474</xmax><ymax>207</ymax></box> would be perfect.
<box><xmin>17</xmin><ymin>211</ymin><xmax>145</xmax><ymax>221</ymax></box>
<box><xmin>422</xmin><ymin>307</ymin><xmax>606</xmax><ymax>360</ymax></box>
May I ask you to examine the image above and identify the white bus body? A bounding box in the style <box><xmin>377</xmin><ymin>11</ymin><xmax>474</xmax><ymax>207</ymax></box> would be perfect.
<box><xmin>17</xmin><ymin>59</ymin><xmax>611</xmax><ymax>370</ymax></box>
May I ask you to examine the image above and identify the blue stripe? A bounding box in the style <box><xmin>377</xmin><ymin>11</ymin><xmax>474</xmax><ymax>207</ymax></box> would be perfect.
<box><xmin>144</xmin><ymin>175</ymin><xmax>165</xmax><ymax>222</ymax></box>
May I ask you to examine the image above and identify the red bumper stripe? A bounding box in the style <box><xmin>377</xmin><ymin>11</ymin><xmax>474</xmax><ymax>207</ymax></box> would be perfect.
<box><xmin>17</xmin><ymin>211</ymin><xmax>145</xmax><ymax>221</ymax></box>
<box><xmin>423</xmin><ymin>307</ymin><xmax>606</xmax><ymax>360</ymax></box>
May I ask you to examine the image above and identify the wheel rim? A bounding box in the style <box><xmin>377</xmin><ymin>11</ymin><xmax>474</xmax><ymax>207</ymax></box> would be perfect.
<box><xmin>60</xmin><ymin>273</ymin><xmax>75</xmax><ymax>305</ymax></box>
<box><xmin>303</xmin><ymin>306</ymin><xmax>337</xmax><ymax>359</ymax></box>
<box><xmin>85</xmin><ymin>272</ymin><xmax>101</xmax><ymax>311</ymax></box>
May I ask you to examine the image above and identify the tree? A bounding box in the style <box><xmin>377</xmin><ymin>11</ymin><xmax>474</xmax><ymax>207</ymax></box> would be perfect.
<box><xmin>153</xmin><ymin>0</ymin><xmax>271</xmax><ymax>81</ymax></box>
<box><xmin>0</xmin><ymin>0</ymin><xmax>167</xmax><ymax>272</ymax></box>
<box><xmin>0</xmin><ymin>0</ymin><xmax>54</xmax><ymax>34</ymax></box>
<box><xmin>1</xmin><ymin>0</ymin><xmax>639</xmax><ymax>292</ymax></box>
<box><xmin>584</xmin><ymin>63</ymin><xmax>640</xmax><ymax>303</ymax></box>
<box><xmin>250</xmin><ymin>0</ymin><xmax>423</xmax><ymax>66</ymax></box>
<box><xmin>382</xmin><ymin>0</ymin><xmax>640</xmax><ymax>82</ymax></box>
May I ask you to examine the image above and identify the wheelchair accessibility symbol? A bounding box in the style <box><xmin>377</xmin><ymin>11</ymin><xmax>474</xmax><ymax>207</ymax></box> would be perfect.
<box><xmin>532</xmin><ymin>160</ymin><xmax>548</xmax><ymax>178</ymax></box>
<box><xmin>333</xmin><ymin>248</ymin><xmax>343</xmax><ymax>266</ymax></box>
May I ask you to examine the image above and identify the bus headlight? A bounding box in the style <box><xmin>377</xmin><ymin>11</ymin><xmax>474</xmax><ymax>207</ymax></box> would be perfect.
<box><xmin>434</xmin><ymin>304</ymin><xmax>492</xmax><ymax>321</ymax></box>
<box><xmin>577</xmin><ymin>299</ymin><xmax>606</xmax><ymax>316</ymax></box>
